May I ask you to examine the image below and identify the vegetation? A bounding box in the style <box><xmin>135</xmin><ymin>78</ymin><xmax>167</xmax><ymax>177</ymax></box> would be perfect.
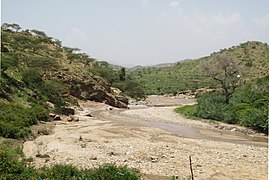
<box><xmin>201</xmin><ymin>55</ymin><xmax>243</xmax><ymax>104</ymax></box>
<box><xmin>176</xmin><ymin>76</ymin><xmax>269</xmax><ymax>134</ymax></box>
<box><xmin>0</xmin><ymin>103</ymin><xmax>49</xmax><ymax>139</ymax></box>
<box><xmin>130</xmin><ymin>41</ymin><xmax>269</xmax><ymax>95</ymax></box>
<box><xmin>0</xmin><ymin>141</ymin><xmax>140</xmax><ymax>179</ymax></box>
<box><xmin>130</xmin><ymin>59</ymin><xmax>212</xmax><ymax>95</ymax></box>
<box><xmin>0</xmin><ymin>23</ymin><xmax>145</xmax><ymax>139</ymax></box>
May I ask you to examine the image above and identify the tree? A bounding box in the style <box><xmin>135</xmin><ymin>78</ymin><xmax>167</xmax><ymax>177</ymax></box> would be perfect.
<box><xmin>1</xmin><ymin>23</ymin><xmax>21</xmax><ymax>32</ymax></box>
<box><xmin>119</xmin><ymin>67</ymin><xmax>126</xmax><ymax>81</ymax></box>
<box><xmin>30</xmin><ymin>29</ymin><xmax>48</xmax><ymax>38</ymax></box>
<box><xmin>201</xmin><ymin>55</ymin><xmax>243</xmax><ymax>104</ymax></box>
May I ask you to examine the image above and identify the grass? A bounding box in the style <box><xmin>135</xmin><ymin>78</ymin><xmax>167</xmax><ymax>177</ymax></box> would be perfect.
<box><xmin>174</xmin><ymin>105</ymin><xmax>198</xmax><ymax>119</ymax></box>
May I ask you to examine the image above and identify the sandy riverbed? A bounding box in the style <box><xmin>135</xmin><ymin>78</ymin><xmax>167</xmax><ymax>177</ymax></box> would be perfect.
<box><xmin>23</xmin><ymin>96</ymin><xmax>268</xmax><ymax>180</ymax></box>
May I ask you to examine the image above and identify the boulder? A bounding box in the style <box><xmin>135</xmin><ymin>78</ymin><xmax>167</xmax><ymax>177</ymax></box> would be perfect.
<box><xmin>23</xmin><ymin>141</ymin><xmax>38</xmax><ymax>158</ymax></box>
<box><xmin>53</xmin><ymin>115</ymin><xmax>61</xmax><ymax>121</ymax></box>
<box><xmin>61</xmin><ymin>107</ymin><xmax>75</xmax><ymax>115</ymax></box>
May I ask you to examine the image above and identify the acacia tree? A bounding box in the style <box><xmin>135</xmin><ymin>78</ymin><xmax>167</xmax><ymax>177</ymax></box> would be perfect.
<box><xmin>1</xmin><ymin>23</ymin><xmax>21</xmax><ymax>32</ymax></box>
<box><xmin>201</xmin><ymin>55</ymin><xmax>243</xmax><ymax>104</ymax></box>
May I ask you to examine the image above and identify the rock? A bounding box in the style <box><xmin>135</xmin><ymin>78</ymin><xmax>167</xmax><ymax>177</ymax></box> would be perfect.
<box><xmin>23</xmin><ymin>141</ymin><xmax>38</xmax><ymax>158</ymax></box>
<box><xmin>49</xmin><ymin>113</ymin><xmax>56</xmax><ymax>118</ymax></box>
<box><xmin>161</xmin><ymin>155</ymin><xmax>168</xmax><ymax>158</ymax></box>
<box><xmin>61</xmin><ymin>107</ymin><xmax>75</xmax><ymax>115</ymax></box>
<box><xmin>38</xmin><ymin>128</ymin><xmax>52</xmax><ymax>135</ymax></box>
<box><xmin>230</xmin><ymin>128</ymin><xmax>237</xmax><ymax>132</ymax></box>
<box><xmin>150</xmin><ymin>156</ymin><xmax>158</xmax><ymax>163</ymax></box>
<box><xmin>64</xmin><ymin>75</ymin><xmax>128</xmax><ymax>108</ymax></box>
<box><xmin>54</xmin><ymin>115</ymin><xmax>61</xmax><ymax>121</ymax></box>
<box><xmin>81</xmin><ymin>143</ymin><xmax>86</xmax><ymax>148</ymax></box>
<box><xmin>67</xmin><ymin>117</ymin><xmax>73</xmax><ymax>122</ymax></box>
<box><xmin>106</xmin><ymin>106</ymin><xmax>113</xmax><ymax>110</ymax></box>
<box><xmin>36</xmin><ymin>153</ymin><xmax>50</xmax><ymax>158</ymax></box>
<box><xmin>85</xmin><ymin>113</ymin><xmax>92</xmax><ymax>117</ymax></box>
<box><xmin>45</xmin><ymin>101</ymin><xmax>55</xmax><ymax>110</ymax></box>
<box><xmin>90</xmin><ymin>157</ymin><xmax>97</xmax><ymax>160</ymax></box>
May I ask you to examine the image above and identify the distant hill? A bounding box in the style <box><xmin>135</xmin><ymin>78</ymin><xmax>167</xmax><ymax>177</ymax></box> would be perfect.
<box><xmin>130</xmin><ymin>41</ymin><xmax>269</xmax><ymax>95</ymax></box>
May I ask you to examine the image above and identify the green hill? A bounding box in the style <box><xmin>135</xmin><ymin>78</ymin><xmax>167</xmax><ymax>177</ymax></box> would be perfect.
<box><xmin>130</xmin><ymin>41</ymin><xmax>269</xmax><ymax>95</ymax></box>
<box><xmin>0</xmin><ymin>23</ymin><xmax>146</xmax><ymax>138</ymax></box>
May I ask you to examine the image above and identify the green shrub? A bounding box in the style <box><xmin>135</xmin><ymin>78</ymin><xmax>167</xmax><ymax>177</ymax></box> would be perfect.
<box><xmin>0</xmin><ymin>142</ymin><xmax>36</xmax><ymax>179</ymax></box>
<box><xmin>22</xmin><ymin>68</ymin><xmax>43</xmax><ymax>87</ymax></box>
<box><xmin>0</xmin><ymin>103</ymin><xmax>49</xmax><ymax>138</ymax></box>
<box><xmin>176</xmin><ymin>90</ymin><xmax>268</xmax><ymax>134</ymax></box>
<box><xmin>89</xmin><ymin>163</ymin><xmax>140</xmax><ymax>180</ymax></box>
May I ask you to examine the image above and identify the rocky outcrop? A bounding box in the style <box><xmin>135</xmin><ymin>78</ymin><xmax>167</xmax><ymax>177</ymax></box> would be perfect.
<box><xmin>61</xmin><ymin>74</ymin><xmax>128</xmax><ymax>108</ymax></box>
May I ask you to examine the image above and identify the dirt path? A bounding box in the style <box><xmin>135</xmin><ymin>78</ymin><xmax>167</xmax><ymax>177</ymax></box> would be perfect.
<box><xmin>23</xmin><ymin>96</ymin><xmax>268</xmax><ymax>180</ymax></box>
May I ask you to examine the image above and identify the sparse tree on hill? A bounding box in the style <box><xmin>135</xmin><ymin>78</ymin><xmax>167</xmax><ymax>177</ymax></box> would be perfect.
<box><xmin>1</xmin><ymin>23</ymin><xmax>21</xmax><ymax>32</ymax></box>
<box><xmin>201</xmin><ymin>55</ymin><xmax>243</xmax><ymax>104</ymax></box>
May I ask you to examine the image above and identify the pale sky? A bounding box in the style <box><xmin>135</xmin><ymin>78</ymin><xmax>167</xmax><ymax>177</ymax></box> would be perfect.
<box><xmin>2</xmin><ymin>0</ymin><xmax>269</xmax><ymax>67</ymax></box>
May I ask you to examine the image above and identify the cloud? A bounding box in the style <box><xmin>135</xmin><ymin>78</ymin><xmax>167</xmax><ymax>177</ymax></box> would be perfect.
<box><xmin>169</xmin><ymin>1</ymin><xmax>179</xmax><ymax>8</ymax></box>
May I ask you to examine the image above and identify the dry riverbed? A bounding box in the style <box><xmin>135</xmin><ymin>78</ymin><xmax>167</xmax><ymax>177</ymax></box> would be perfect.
<box><xmin>23</xmin><ymin>96</ymin><xmax>268</xmax><ymax>180</ymax></box>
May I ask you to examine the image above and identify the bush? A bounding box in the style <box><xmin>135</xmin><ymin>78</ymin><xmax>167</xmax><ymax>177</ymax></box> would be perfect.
<box><xmin>22</xmin><ymin>68</ymin><xmax>43</xmax><ymax>87</ymax></box>
<box><xmin>175</xmin><ymin>90</ymin><xmax>268</xmax><ymax>134</ymax></box>
<box><xmin>0</xmin><ymin>103</ymin><xmax>49</xmax><ymax>138</ymax></box>
<box><xmin>0</xmin><ymin>142</ymin><xmax>36</xmax><ymax>179</ymax></box>
<box><xmin>89</xmin><ymin>163</ymin><xmax>140</xmax><ymax>180</ymax></box>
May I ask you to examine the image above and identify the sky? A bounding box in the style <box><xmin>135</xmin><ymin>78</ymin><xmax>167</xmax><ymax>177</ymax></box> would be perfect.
<box><xmin>1</xmin><ymin>0</ymin><xmax>269</xmax><ymax>67</ymax></box>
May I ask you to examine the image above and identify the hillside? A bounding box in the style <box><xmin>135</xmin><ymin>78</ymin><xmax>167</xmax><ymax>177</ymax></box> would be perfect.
<box><xmin>0</xmin><ymin>23</ymin><xmax>146</xmax><ymax>138</ymax></box>
<box><xmin>0</xmin><ymin>25</ymin><xmax>130</xmax><ymax>109</ymax></box>
<box><xmin>130</xmin><ymin>41</ymin><xmax>269</xmax><ymax>95</ymax></box>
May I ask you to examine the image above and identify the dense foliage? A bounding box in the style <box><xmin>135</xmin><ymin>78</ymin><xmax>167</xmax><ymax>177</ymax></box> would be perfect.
<box><xmin>0</xmin><ymin>141</ymin><xmax>140</xmax><ymax>179</ymax></box>
<box><xmin>176</xmin><ymin>76</ymin><xmax>269</xmax><ymax>134</ymax></box>
<box><xmin>0</xmin><ymin>103</ymin><xmax>49</xmax><ymax>138</ymax></box>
